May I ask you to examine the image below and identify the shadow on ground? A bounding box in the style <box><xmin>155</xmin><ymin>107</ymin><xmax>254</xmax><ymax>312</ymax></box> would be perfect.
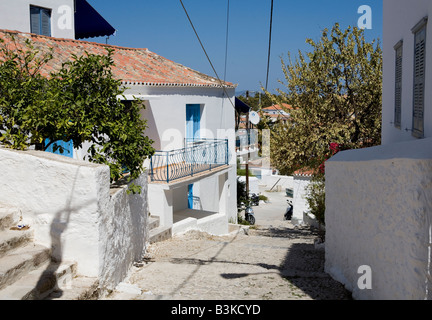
<box><xmin>251</xmin><ymin>224</ymin><xmax>352</xmax><ymax>300</ymax></box>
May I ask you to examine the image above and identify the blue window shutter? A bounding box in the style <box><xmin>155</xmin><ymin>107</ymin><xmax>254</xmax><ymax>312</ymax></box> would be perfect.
<box><xmin>188</xmin><ymin>184</ymin><xmax>194</xmax><ymax>209</ymax></box>
<box><xmin>29</xmin><ymin>6</ymin><xmax>51</xmax><ymax>36</ymax></box>
<box><xmin>412</xmin><ymin>20</ymin><xmax>427</xmax><ymax>138</ymax></box>
<box><xmin>45</xmin><ymin>139</ymin><xmax>74</xmax><ymax>158</ymax></box>
<box><xmin>30</xmin><ymin>6</ymin><xmax>40</xmax><ymax>34</ymax></box>
<box><xmin>394</xmin><ymin>41</ymin><xmax>403</xmax><ymax>129</ymax></box>
<box><xmin>186</xmin><ymin>104</ymin><xmax>200</xmax><ymax>140</ymax></box>
<box><xmin>41</xmin><ymin>8</ymin><xmax>51</xmax><ymax>36</ymax></box>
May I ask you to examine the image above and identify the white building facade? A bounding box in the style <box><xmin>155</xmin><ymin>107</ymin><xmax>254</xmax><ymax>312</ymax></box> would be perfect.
<box><xmin>382</xmin><ymin>0</ymin><xmax>432</xmax><ymax>144</ymax></box>
<box><xmin>325</xmin><ymin>0</ymin><xmax>432</xmax><ymax>299</ymax></box>
<box><xmin>0</xmin><ymin>27</ymin><xmax>238</xmax><ymax>237</ymax></box>
<box><xmin>0</xmin><ymin>0</ymin><xmax>75</xmax><ymax>39</ymax></box>
<box><xmin>0</xmin><ymin>0</ymin><xmax>115</xmax><ymax>40</ymax></box>
<box><xmin>128</xmin><ymin>85</ymin><xmax>238</xmax><ymax>236</ymax></box>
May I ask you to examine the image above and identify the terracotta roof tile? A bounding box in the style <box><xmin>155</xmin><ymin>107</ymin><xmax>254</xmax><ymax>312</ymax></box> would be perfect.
<box><xmin>0</xmin><ymin>29</ymin><xmax>237</xmax><ymax>89</ymax></box>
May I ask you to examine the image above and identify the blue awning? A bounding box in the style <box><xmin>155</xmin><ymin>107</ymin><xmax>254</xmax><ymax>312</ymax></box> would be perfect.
<box><xmin>74</xmin><ymin>0</ymin><xmax>115</xmax><ymax>39</ymax></box>
<box><xmin>235</xmin><ymin>97</ymin><xmax>251</xmax><ymax>114</ymax></box>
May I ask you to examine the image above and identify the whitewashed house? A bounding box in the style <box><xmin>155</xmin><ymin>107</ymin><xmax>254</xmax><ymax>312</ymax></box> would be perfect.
<box><xmin>325</xmin><ymin>0</ymin><xmax>432</xmax><ymax>299</ymax></box>
<box><xmin>0</xmin><ymin>26</ymin><xmax>237</xmax><ymax>236</ymax></box>
<box><xmin>0</xmin><ymin>0</ymin><xmax>115</xmax><ymax>40</ymax></box>
<box><xmin>0</xmin><ymin>3</ymin><xmax>237</xmax><ymax>296</ymax></box>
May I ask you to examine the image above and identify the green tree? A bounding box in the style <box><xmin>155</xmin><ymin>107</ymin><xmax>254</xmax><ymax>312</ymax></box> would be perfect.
<box><xmin>264</xmin><ymin>23</ymin><xmax>382</xmax><ymax>175</ymax></box>
<box><xmin>237</xmin><ymin>91</ymin><xmax>275</xmax><ymax>112</ymax></box>
<box><xmin>0</xmin><ymin>34</ymin><xmax>155</xmax><ymax>191</ymax></box>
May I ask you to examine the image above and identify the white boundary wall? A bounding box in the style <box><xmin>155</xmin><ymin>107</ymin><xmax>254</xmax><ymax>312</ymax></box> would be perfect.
<box><xmin>325</xmin><ymin>138</ymin><xmax>432</xmax><ymax>299</ymax></box>
<box><xmin>0</xmin><ymin>147</ymin><xmax>148</xmax><ymax>292</ymax></box>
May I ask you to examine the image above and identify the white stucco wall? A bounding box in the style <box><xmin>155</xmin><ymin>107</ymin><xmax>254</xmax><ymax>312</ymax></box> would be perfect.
<box><xmin>129</xmin><ymin>85</ymin><xmax>238</xmax><ymax>227</ymax></box>
<box><xmin>325</xmin><ymin>137</ymin><xmax>432</xmax><ymax>300</ymax></box>
<box><xmin>0</xmin><ymin>0</ymin><xmax>75</xmax><ymax>39</ymax></box>
<box><xmin>292</xmin><ymin>175</ymin><xmax>312</xmax><ymax>225</ymax></box>
<box><xmin>382</xmin><ymin>0</ymin><xmax>432</xmax><ymax>144</ymax></box>
<box><xmin>0</xmin><ymin>147</ymin><xmax>148</xmax><ymax>292</ymax></box>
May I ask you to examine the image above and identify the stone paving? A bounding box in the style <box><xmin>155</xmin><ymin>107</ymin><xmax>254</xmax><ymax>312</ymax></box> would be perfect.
<box><xmin>104</xmin><ymin>220</ymin><xmax>351</xmax><ymax>300</ymax></box>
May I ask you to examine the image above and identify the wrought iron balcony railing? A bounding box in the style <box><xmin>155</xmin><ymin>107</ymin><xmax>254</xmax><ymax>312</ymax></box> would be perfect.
<box><xmin>150</xmin><ymin>139</ymin><xmax>229</xmax><ymax>183</ymax></box>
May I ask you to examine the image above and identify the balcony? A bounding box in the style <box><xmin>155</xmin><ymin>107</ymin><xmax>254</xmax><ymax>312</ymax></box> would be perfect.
<box><xmin>150</xmin><ymin>139</ymin><xmax>229</xmax><ymax>183</ymax></box>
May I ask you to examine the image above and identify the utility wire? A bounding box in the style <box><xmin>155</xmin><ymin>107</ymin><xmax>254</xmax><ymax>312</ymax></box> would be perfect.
<box><xmin>179</xmin><ymin>0</ymin><xmax>236</xmax><ymax>111</ymax></box>
<box><xmin>265</xmin><ymin>0</ymin><xmax>274</xmax><ymax>91</ymax></box>
<box><xmin>262</xmin><ymin>0</ymin><xmax>290</xmax><ymax>122</ymax></box>
<box><xmin>223</xmin><ymin>0</ymin><xmax>230</xmax><ymax>82</ymax></box>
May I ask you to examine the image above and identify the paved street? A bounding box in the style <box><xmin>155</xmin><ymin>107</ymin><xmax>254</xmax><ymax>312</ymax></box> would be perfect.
<box><xmin>103</xmin><ymin>188</ymin><xmax>351</xmax><ymax>301</ymax></box>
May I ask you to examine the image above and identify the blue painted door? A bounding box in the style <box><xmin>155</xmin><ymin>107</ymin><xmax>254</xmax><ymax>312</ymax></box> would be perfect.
<box><xmin>45</xmin><ymin>139</ymin><xmax>73</xmax><ymax>158</ymax></box>
<box><xmin>186</xmin><ymin>104</ymin><xmax>201</xmax><ymax>141</ymax></box>
<box><xmin>188</xmin><ymin>184</ymin><xmax>194</xmax><ymax>209</ymax></box>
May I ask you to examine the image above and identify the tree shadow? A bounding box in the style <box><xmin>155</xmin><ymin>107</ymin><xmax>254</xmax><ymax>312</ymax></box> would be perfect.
<box><xmin>34</xmin><ymin>167</ymin><xmax>94</xmax><ymax>300</ymax></box>
<box><xmin>163</xmin><ymin>224</ymin><xmax>351</xmax><ymax>300</ymax></box>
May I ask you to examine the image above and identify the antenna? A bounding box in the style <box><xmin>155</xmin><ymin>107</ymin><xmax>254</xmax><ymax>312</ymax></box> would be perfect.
<box><xmin>249</xmin><ymin>111</ymin><xmax>260</xmax><ymax>125</ymax></box>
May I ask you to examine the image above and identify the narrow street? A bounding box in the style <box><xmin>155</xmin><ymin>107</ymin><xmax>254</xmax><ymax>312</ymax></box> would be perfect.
<box><xmin>104</xmin><ymin>189</ymin><xmax>351</xmax><ymax>301</ymax></box>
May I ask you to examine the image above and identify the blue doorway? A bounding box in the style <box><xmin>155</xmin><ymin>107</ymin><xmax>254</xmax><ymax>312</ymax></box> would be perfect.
<box><xmin>188</xmin><ymin>184</ymin><xmax>194</xmax><ymax>209</ymax></box>
<box><xmin>45</xmin><ymin>139</ymin><xmax>73</xmax><ymax>158</ymax></box>
<box><xmin>186</xmin><ymin>104</ymin><xmax>201</xmax><ymax>141</ymax></box>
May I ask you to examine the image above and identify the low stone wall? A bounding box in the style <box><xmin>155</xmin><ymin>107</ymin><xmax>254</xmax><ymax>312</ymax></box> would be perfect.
<box><xmin>325</xmin><ymin>138</ymin><xmax>432</xmax><ymax>300</ymax></box>
<box><xmin>0</xmin><ymin>147</ymin><xmax>148</xmax><ymax>293</ymax></box>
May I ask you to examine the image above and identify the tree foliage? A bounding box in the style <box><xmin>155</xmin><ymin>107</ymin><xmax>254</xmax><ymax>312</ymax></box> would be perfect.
<box><xmin>0</xmin><ymin>34</ymin><xmax>155</xmax><ymax>189</ymax></box>
<box><xmin>264</xmin><ymin>23</ymin><xmax>382</xmax><ymax>175</ymax></box>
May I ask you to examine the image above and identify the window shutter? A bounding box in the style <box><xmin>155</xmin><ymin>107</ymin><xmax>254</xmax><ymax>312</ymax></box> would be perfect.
<box><xmin>40</xmin><ymin>8</ymin><xmax>51</xmax><ymax>36</ymax></box>
<box><xmin>30</xmin><ymin>6</ymin><xmax>40</xmax><ymax>34</ymax></box>
<box><xmin>412</xmin><ymin>18</ymin><xmax>427</xmax><ymax>138</ymax></box>
<box><xmin>394</xmin><ymin>41</ymin><xmax>403</xmax><ymax>128</ymax></box>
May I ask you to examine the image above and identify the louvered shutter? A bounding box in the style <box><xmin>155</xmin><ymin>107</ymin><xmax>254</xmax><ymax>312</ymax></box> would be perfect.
<box><xmin>394</xmin><ymin>41</ymin><xmax>403</xmax><ymax>128</ymax></box>
<box><xmin>29</xmin><ymin>6</ymin><xmax>51</xmax><ymax>36</ymax></box>
<box><xmin>40</xmin><ymin>8</ymin><xmax>51</xmax><ymax>36</ymax></box>
<box><xmin>412</xmin><ymin>18</ymin><xmax>427</xmax><ymax>138</ymax></box>
<box><xmin>30</xmin><ymin>6</ymin><xmax>40</xmax><ymax>34</ymax></box>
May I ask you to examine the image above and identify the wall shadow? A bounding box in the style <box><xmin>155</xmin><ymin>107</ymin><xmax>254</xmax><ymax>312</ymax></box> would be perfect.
<box><xmin>162</xmin><ymin>224</ymin><xmax>352</xmax><ymax>300</ymax></box>
<box><xmin>35</xmin><ymin>167</ymin><xmax>94</xmax><ymax>300</ymax></box>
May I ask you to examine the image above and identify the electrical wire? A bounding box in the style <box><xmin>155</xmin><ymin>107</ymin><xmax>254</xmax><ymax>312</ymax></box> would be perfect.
<box><xmin>224</xmin><ymin>0</ymin><xmax>230</xmax><ymax>83</ymax></box>
<box><xmin>265</xmin><ymin>0</ymin><xmax>274</xmax><ymax>91</ymax></box>
<box><xmin>179</xmin><ymin>0</ymin><xmax>236</xmax><ymax>111</ymax></box>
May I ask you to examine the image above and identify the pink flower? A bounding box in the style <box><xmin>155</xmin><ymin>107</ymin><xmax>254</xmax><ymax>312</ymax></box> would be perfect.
<box><xmin>329</xmin><ymin>143</ymin><xmax>340</xmax><ymax>153</ymax></box>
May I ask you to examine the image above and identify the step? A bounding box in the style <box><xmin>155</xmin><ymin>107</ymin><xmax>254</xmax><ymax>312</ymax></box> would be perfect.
<box><xmin>149</xmin><ymin>225</ymin><xmax>172</xmax><ymax>244</ymax></box>
<box><xmin>0</xmin><ymin>243</ymin><xmax>51</xmax><ymax>291</ymax></box>
<box><xmin>0</xmin><ymin>260</ymin><xmax>78</xmax><ymax>300</ymax></box>
<box><xmin>0</xmin><ymin>229</ymin><xmax>34</xmax><ymax>259</ymax></box>
<box><xmin>148</xmin><ymin>215</ymin><xmax>160</xmax><ymax>230</ymax></box>
<box><xmin>46</xmin><ymin>276</ymin><xmax>99</xmax><ymax>300</ymax></box>
<box><xmin>0</xmin><ymin>205</ymin><xmax>20</xmax><ymax>231</ymax></box>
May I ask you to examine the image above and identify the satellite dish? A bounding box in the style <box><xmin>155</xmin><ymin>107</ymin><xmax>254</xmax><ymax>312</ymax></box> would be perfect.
<box><xmin>249</xmin><ymin>111</ymin><xmax>260</xmax><ymax>125</ymax></box>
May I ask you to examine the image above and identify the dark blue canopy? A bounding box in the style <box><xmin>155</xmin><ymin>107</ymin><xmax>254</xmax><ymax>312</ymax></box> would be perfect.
<box><xmin>235</xmin><ymin>97</ymin><xmax>251</xmax><ymax>114</ymax></box>
<box><xmin>74</xmin><ymin>0</ymin><xmax>115</xmax><ymax>39</ymax></box>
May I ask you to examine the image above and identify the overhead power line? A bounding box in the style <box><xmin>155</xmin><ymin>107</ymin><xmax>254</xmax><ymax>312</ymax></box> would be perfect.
<box><xmin>265</xmin><ymin>0</ymin><xmax>274</xmax><ymax>91</ymax></box>
<box><xmin>179</xmin><ymin>0</ymin><xmax>236</xmax><ymax>111</ymax></box>
<box><xmin>224</xmin><ymin>0</ymin><xmax>230</xmax><ymax>83</ymax></box>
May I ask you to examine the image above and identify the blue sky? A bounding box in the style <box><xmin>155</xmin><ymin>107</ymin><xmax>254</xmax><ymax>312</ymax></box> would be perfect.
<box><xmin>88</xmin><ymin>0</ymin><xmax>383</xmax><ymax>95</ymax></box>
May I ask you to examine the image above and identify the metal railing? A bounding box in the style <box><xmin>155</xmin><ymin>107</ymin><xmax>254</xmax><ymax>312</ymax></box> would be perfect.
<box><xmin>150</xmin><ymin>139</ymin><xmax>229</xmax><ymax>183</ymax></box>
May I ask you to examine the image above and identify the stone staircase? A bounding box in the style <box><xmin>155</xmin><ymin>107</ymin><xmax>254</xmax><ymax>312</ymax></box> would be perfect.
<box><xmin>148</xmin><ymin>215</ymin><xmax>172</xmax><ymax>244</ymax></box>
<box><xmin>0</xmin><ymin>204</ymin><xmax>99</xmax><ymax>300</ymax></box>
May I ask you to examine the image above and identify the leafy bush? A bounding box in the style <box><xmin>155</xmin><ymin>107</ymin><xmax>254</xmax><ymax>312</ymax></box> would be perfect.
<box><xmin>0</xmin><ymin>34</ymin><xmax>155</xmax><ymax>192</ymax></box>
<box><xmin>304</xmin><ymin>174</ymin><xmax>326</xmax><ymax>226</ymax></box>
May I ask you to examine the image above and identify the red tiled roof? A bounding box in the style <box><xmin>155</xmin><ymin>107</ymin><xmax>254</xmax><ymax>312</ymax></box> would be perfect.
<box><xmin>293</xmin><ymin>168</ymin><xmax>316</xmax><ymax>177</ymax></box>
<box><xmin>262</xmin><ymin>103</ymin><xmax>292</xmax><ymax>111</ymax></box>
<box><xmin>0</xmin><ymin>29</ymin><xmax>237</xmax><ymax>89</ymax></box>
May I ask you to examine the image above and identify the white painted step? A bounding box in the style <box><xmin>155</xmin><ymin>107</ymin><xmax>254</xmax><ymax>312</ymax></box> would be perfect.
<box><xmin>46</xmin><ymin>276</ymin><xmax>99</xmax><ymax>300</ymax></box>
<box><xmin>0</xmin><ymin>229</ymin><xmax>34</xmax><ymax>258</ymax></box>
<box><xmin>0</xmin><ymin>243</ymin><xmax>51</xmax><ymax>291</ymax></box>
<box><xmin>0</xmin><ymin>260</ymin><xmax>78</xmax><ymax>300</ymax></box>
<box><xmin>149</xmin><ymin>225</ymin><xmax>172</xmax><ymax>243</ymax></box>
<box><xmin>0</xmin><ymin>204</ymin><xmax>20</xmax><ymax>231</ymax></box>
